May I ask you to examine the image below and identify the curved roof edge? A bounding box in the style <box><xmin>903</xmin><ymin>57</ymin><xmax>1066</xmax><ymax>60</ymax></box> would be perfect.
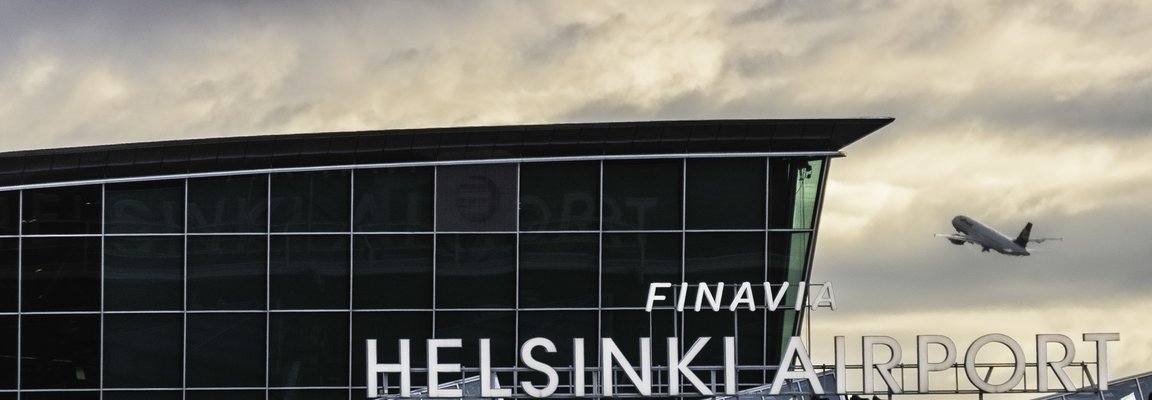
<box><xmin>0</xmin><ymin>118</ymin><xmax>892</xmax><ymax>187</ymax></box>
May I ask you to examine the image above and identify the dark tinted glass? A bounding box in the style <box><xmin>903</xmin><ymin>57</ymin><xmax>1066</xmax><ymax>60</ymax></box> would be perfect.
<box><xmin>737</xmin><ymin>310</ymin><xmax>767</xmax><ymax>386</ymax></box>
<box><xmin>0</xmin><ymin>239</ymin><xmax>15</xmax><ymax>311</ymax></box>
<box><xmin>22</xmin><ymin>237</ymin><xmax>100</xmax><ymax>312</ymax></box>
<box><xmin>270</xmin><ymin>235</ymin><xmax>349</xmax><ymax>309</ymax></box>
<box><xmin>0</xmin><ymin>191</ymin><xmax>18</xmax><ymax>235</ymax></box>
<box><xmin>435</xmin><ymin>311</ymin><xmax>515</xmax><ymax>368</ymax></box>
<box><xmin>768</xmin><ymin>158</ymin><xmax>823</xmax><ymax>229</ymax></box>
<box><xmin>767</xmin><ymin>232</ymin><xmax>810</xmax><ymax>283</ymax></box>
<box><xmin>352</xmin><ymin>312</ymin><xmax>431</xmax><ymax>386</ymax></box>
<box><xmin>187</xmin><ymin>313</ymin><xmax>266</xmax><ymax>387</ymax></box>
<box><xmin>23</xmin><ymin>185</ymin><xmax>101</xmax><ymax>234</ymax></box>
<box><xmin>436</xmin><ymin>164</ymin><xmax>516</xmax><ymax>232</ymax></box>
<box><xmin>103</xmin><ymin>392</ymin><xmax>182</xmax><ymax>400</ymax></box>
<box><xmin>268</xmin><ymin>312</ymin><xmax>349</xmax><ymax>387</ymax></box>
<box><xmin>518</xmin><ymin>311</ymin><xmax>597</xmax><ymax>375</ymax></box>
<box><xmin>686</xmin><ymin>158</ymin><xmax>766</xmax><ymax>229</ymax></box>
<box><xmin>105</xmin><ymin>180</ymin><xmax>184</xmax><ymax>233</ymax></box>
<box><xmin>269</xmin><ymin>390</ymin><xmax>349</xmax><ymax>400</ymax></box>
<box><xmin>354</xmin><ymin>167</ymin><xmax>434</xmax><ymax>232</ymax></box>
<box><xmin>22</xmin><ymin>314</ymin><xmax>100</xmax><ymax>389</ymax></box>
<box><xmin>188</xmin><ymin>235</ymin><xmax>266</xmax><ymax>310</ymax></box>
<box><xmin>23</xmin><ymin>393</ymin><xmax>98</xmax><ymax>400</ymax></box>
<box><xmin>602</xmin><ymin>233</ymin><xmax>681</xmax><ymax>308</ymax></box>
<box><xmin>519</xmin><ymin>234</ymin><xmax>598</xmax><ymax>308</ymax></box>
<box><xmin>186</xmin><ymin>391</ymin><xmax>266</xmax><ymax>400</ymax></box>
<box><xmin>601</xmin><ymin>310</ymin><xmax>677</xmax><ymax>361</ymax></box>
<box><xmin>0</xmin><ymin>316</ymin><xmax>14</xmax><ymax>389</ymax></box>
<box><xmin>271</xmin><ymin>170</ymin><xmax>350</xmax><ymax>232</ymax></box>
<box><xmin>353</xmin><ymin>235</ymin><xmax>432</xmax><ymax>309</ymax></box>
<box><xmin>188</xmin><ymin>174</ymin><xmax>267</xmax><ymax>233</ymax></box>
<box><xmin>684</xmin><ymin>312</ymin><xmax>734</xmax><ymax>366</ymax></box>
<box><xmin>103</xmin><ymin>314</ymin><xmax>183</xmax><ymax>388</ymax></box>
<box><xmin>520</xmin><ymin>161</ymin><xmax>599</xmax><ymax>231</ymax></box>
<box><xmin>105</xmin><ymin>236</ymin><xmax>183</xmax><ymax>311</ymax></box>
<box><xmin>685</xmin><ymin>232</ymin><xmax>765</xmax><ymax>285</ymax></box>
<box><xmin>603</xmin><ymin>160</ymin><xmax>681</xmax><ymax>230</ymax></box>
<box><xmin>435</xmin><ymin>234</ymin><xmax>515</xmax><ymax>308</ymax></box>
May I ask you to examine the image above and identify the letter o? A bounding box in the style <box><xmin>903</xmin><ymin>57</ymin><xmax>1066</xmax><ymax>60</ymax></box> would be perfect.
<box><xmin>964</xmin><ymin>334</ymin><xmax>1025</xmax><ymax>393</ymax></box>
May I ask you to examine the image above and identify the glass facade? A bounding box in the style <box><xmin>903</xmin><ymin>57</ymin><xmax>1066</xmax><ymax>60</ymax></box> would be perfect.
<box><xmin>0</xmin><ymin>155</ymin><xmax>830</xmax><ymax>398</ymax></box>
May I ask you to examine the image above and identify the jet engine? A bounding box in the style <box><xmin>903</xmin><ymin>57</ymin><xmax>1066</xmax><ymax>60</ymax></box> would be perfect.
<box><xmin>948</xmin><ymin>239</ymin><xmax>965</xmax><ymax>245</ymax></box>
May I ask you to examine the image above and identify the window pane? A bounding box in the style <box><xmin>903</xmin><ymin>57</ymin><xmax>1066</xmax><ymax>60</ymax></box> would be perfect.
<box><xmin>0</xmin><ymin>316</ymin><xmax>14</xmax><ymax>389</ymax></box>
<box><xmin>685</xmin><ymin>158</ymin><xmax>766</xmax><ymax>229</ymax></box>
<box><xmin>21</xmin><ymin>314</ymin><xmax>100</xmax><ymax>389</ymax></box>
<box><xmin>768</xmin><ymin>158</ymin><xmax>824</xmax><ymax>229</ymax></box>
<box><xmin>271</xmin><ymin>170</ymin><xmax>350</xmax><ymax>232</ymax></box>
<box><xmin>436</xmin><ymin>164</ymin><xmax>517</xmax><ymax>232</ymax></box>
<box><xmin>352</xmin><ymin>312</ymin><xmax>431</xmax><ymax>386</ymax></box>
<box><xmin>434</xmin><ymin>311</ymin><xmax>515</xmax><ymax>368</ymax></box>
<box><xmin>520</xmin><ymin>161</ymin><xmax>599</xmax><ymax>231</ymax></box>
<box><xmin>683</xmin><ymin>312</ymin><xmax>734</xmax><ymax>366</ymax></box>
<box><xmin>602</xmin><ymin>233</ymin><xmax>681</xmax><ymax>308</ymax></box>
<box><xmin>435</xmin><ymin>234</ymin><xmax>515</xmax><ymax>309</ymax></box>
<box><xmin>105</xmin><ymin>180</ymin><xmax>184</xmax><ymax>233</ymax></box>
<box><xmin>186</xmin><ymin>391</ymin><xmax>266</xmax><ymax>400</ymax></box>
<box><xmin>188</xmin><ymin>235</ymin><xmax>266</xmax><ymax>310</ymax></box>
<box><xmin>103</xmin><ymin>314</ymin><xmax>183</xmax><ymax>388</ymax></box>
<box><xmin>22</xmin><ymin>237</ymin><xmax>100</xmax><ymax>312</ymax></box>
<box><xmin>601</xmin><ymin>310</ymin><xmax>677</xmax><ymax>362</ymax></box>
<box><xmin>22</xmin><ymin>392</ymin><xmax>98</xmax><ymax>400</ymax></box>
<box><xmin>0</xmin><ymin>239</ymin><xmax>15</xmax><ymax>312</ymax></box>
<box><xmin>737</xmin><ymin>310</ymin><xmax>767</xmax><ymax>388</ymax></box>
<box><xmin>269</xmin><ymin>389</ymin><xmax>349</xmax><ymax>400</ymax></box>
<box><xmin>603</xmin><ymin>160</ymin><xmax>681</xmax><ymax>230</ymax></box>
<box><xmin>767</xmin><ymin>232</ymin><xmax>810</xmax><ymax>284</ymax></box>
<box><xmin>103</xmin><ymin>392</ymin><xmax>182</xmax><ymax>400</ymax></box>
<box><xmin>269</xmin><ymin>312</ymin><xmax>349</xmax><ymax>387</ymax></box>
<box><xmin>519</xmin><ymin>234</ymin><xmax>598</xmax><ymax>308</ymax></box>
<box><xmin>105</xmin><ymin>237</ymin><xmax>183</xmax><ymax>311</ymax></box>
<box><xmin>0</xmin><ymin>191</ymin><xmax>17</xmax><ymax>235</ymax></box>
<box><xmin>187</xmin><ymin>313</ymin><xmax>266</xmax><ymax>388</ymax></box>
<box><xmin>353</xmin><ymin>235</ymin><xmax>432</xmax><ymax>309</ymax></box>
<box><xmin>518</xmin><ymin>310</ymin><xmax>597</xmax><ymax>385</ymax></box>
<box><xmin>354</xmin><ymin>167</ymin><xmax>433</xmax><ymax>232</ymax></box>
<box><xmin>23</xmin><ymin>185</ymin><xmax>101</xmax><ymax>234</ymax></box>
<box><xmin>188</xmin><ymin>174</ymin><xmax>267</xmax><ymax>233</ymax></box>
<box><xmin>685</xmin><ymin>232</ymin><xmax>765</xmax><ymax>285</ymax></box>
<box><xmin>270</xmin><ymin>235</ymin><xmax>349</xmax><ymax>310</ymax></box>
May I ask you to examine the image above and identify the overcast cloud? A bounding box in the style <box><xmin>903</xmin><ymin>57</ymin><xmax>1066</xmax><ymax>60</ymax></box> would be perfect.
<box><xmin>1</xmin><ymin>0</ymin><xmax>1150</xmax><ymax>385</ymax></box>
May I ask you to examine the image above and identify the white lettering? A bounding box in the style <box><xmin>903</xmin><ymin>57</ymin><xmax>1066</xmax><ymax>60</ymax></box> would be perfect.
<box><xmin>520</xmin><ymin>338</ymin><xmax>559</xmax><ymax>397</ymax></box>
<box><xmin>667</xmin><ymin>337</ymin><xmax>713</xmax><ymax>395</ymax></box>
<box><xmin>601</xmin><ymin>338</ymin><xmax>652</xmax><ymax>396</ymax></box>
<box><xmin>645</xmin><ymin>282</ymin><xmax>672</xmax><ymax>312</ymax></box>
<box><xmin>1084</xmin><ymin>333</ymin><xmax>1119</xmax><ymax>390</ymax></box>
<box><xmin>964</xmin><ymin>334</ymin><xmax>1025</xmax><ymax>393</ymax></box>
<box><xmin>770</xmin><ymin>337</ymin><xmax>823</xmax><ymax>395</ymax></box>
<box><xmin>427</xmin><ymin>339</ymin><xmax>462</xmax><ymax>397</ymax></box>
<box><xmin>916</xmin><ymin>335</ymin><xmax>956</xmax><ymax>393</ymax></box>
<box><xmin>1036</xmin><ymin>334</ymin><xmax>1076</xmax><ymax>391</ymax></box>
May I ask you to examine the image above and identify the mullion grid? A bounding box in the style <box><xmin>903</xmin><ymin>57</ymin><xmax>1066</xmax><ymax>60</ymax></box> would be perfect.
<box><xmin>3</xmin><ymin>156</ymin><xmax>816</xmax><ymax>398</ymax></box>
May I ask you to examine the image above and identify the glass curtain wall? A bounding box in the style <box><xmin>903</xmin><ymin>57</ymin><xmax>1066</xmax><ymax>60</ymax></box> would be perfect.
<box><xmin>0</xmin><ymin>156</ymin><xmax>827</xmax><ymax>399</ymax></box>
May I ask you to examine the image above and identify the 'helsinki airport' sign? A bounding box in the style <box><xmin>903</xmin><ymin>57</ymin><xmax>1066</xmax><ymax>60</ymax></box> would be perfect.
<box><xmin>366</xmin><ymin>282</ymin><xmax>1119</xmax><ymax>398</ymax></box>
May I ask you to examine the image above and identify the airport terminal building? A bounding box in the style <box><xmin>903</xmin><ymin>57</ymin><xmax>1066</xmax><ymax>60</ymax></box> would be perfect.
<box><xmin>0</xmin><ymin>118</ymin><xmax>893</xmax><ymax>399</ymax></box>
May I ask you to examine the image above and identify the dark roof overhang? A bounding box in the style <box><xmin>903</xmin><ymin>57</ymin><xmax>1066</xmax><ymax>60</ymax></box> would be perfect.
<box><xmin>0</xmin><ymin>118</ymin><xmax>892</xmax><ymax>188</ymax></box>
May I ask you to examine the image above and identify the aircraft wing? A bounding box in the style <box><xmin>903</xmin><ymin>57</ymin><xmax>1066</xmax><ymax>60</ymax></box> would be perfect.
<box><xmin>934</xmin><ymin>233</ymin><xmax>976</xmax><ymax>243</ymax></box>
<box><xmin>1029</xmin><ymin>237</ymin><xmax>1062</xmax><ymax>244</ymax></box>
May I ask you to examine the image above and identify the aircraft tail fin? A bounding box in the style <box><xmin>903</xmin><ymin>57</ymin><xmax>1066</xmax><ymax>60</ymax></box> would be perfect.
<box><xmin>1013</xmin><ymin>222</ymin><xmax>1033</xmax><ymax>247</ymax></box>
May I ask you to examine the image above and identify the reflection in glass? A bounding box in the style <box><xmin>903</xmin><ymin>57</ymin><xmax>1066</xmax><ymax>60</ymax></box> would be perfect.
<box><xmin>21</xmin><ymin>314</ymin><xmax>100</xmax><ymax>389</ymax></box>
<box><xmin>271</xmin><ymin>171</ymin><xmax>350</xmax><ymax>232</ymax></box>
<box><xmin>353</xmin><ymin>235</ymin><xmax>432</xmax><ymax>309</ymax></box>
<box><xmin>602</xmin><ymin>233</ymin><xmax>681</xmax><ymax>308</ymax></box>
<box><xmin>268</xmin><ymin>312</ymin><xmax>349</xmax><ymax>387</ymax></box>
<box><xmin>270</xmin><ymin>235</ymin><xmax>349</xmax><ymax>309</ymax></box>
<box><xmin>736</xmin><ymin>310</ymin><xmax>767</xmax><ymax>388</ymax></box>
<box><xmin>683</xmin><ymin>312</ymin><xmax>734</xmax><ymax>367</ymax></box>
<box><xmin>105</xmin><ymin>180</ymin><xmax>184</xmax><ymax>233</ymax></box>
<box><xmin>23</xmin><ymin>185</ymin><xmax>102</xmax><ymax>234</ymax></box>
<box><xmin>685</xmin><ymin>232</ymin><xmax>765</xmax><ymax>285</ymax></box>
<box><xmin>104</xmin><ymin>236</ymin><xmax>183</xmax><ymax>311</ymax></box>
<box><xmin>768</xmin><ymin>158</ymin><xmax>825</xmax><ymax>229</ymax></box>
<box><xmin>0</xmin><ymin>316</ymin><xmax>14</xmax><ymax>389</ymax></box>
<box><xmin>435</xmin><ymin>311</ymin><xmax>515</xmax><ymax>368</ymax></box>
<box><xmin>601</xmin><ymin>310</ymin><xmax>677</xmax><ymax>363</ymax></box>
<box><xmin>436</xmin><ymin>164</ymin><xmax>517</xmax><ymax>232</ymax></box>
<box><xmin>603</xmin><ymin>160</ymin><xmax>681</xmax><ymax>230</ymax></box>
<box><xmin>103</xmin><ymin>314</ymin><xmax>183</xmax><ymax>388</ymax></box>
<box><xmin>519</xmin><ymin>234</ymin><xmax>598</xmax><ymax>308</ymax></box>
<box><xmin>435</xmin><ymin>234</ymin><xmax>515</xmax><ymax>309</ymax></box>
<box><xmin>354</xmin><ymin>167</ymin><xmax>434</xmax><ymax>232</ymax></box>
<box><xmin>188</xmin><ymin>236</ymin><xmax>266</xmax><ymax>310</ymax></box>
<box><xmin>188</xmin><ymin>175</ymin><xmax>267</xmax><ymax>233</ymax></box>
<box><xmin>22</xmin><ymin>237</ymin><xmax>100</xmax><ymax>312</ymax></box>
<box><xmin>686</xmin><ymin>158</ymin><xmax>766</xmax><ymax>229</ymax></box>
<box><xmin>187</xmin><ymin>313</ymin><xmax>266</xmax><ymax>388</ymax></box>
<box><xmin>520</xmin><ymin>162</ymin><xmax>599</xmax><ymax>231</ymax></box>
<box><xmin>0</xmin><ymin>191</ymin><xmax>18</xmax><ymax>235</ymax></box>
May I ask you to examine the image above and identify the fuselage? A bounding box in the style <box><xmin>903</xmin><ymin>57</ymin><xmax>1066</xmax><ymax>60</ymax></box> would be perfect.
<box><xmin>951</xmin><ymin>215</ymin><xmax>1030</xmax><ymax>256</ymax></box>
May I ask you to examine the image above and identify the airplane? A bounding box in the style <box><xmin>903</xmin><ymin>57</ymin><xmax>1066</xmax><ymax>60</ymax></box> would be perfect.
<box><xmin>936</xmin><ymin>215</ymin><xmax>1062</xmax><ymax>256</ymax></box>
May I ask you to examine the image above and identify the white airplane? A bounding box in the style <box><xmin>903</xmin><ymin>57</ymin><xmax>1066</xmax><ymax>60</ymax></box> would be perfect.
<box><xmin>937</xmin><ymin>215</ymin><xmax>1062</xmax><ymax>256</ymax></box>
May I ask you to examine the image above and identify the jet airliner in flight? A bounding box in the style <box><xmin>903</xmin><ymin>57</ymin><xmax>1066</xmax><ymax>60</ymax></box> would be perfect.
<box><xmin>937</xmin><ymin>215</ymin><xmax>1062</xmax><ymax>256</ymax></box>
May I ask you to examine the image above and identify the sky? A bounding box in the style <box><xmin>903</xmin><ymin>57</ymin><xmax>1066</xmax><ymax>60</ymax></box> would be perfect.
<box><xmin>2</xmin><ymin>0</ymin><xmax>1151</xmax><ymax>396</ymax></box>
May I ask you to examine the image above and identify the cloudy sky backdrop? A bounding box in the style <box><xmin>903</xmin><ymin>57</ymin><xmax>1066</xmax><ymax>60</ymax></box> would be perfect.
<box><xmin>2</xmin><ymin>0</ymin><xmax>1150</xmax><ymax>395</ymax></box>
